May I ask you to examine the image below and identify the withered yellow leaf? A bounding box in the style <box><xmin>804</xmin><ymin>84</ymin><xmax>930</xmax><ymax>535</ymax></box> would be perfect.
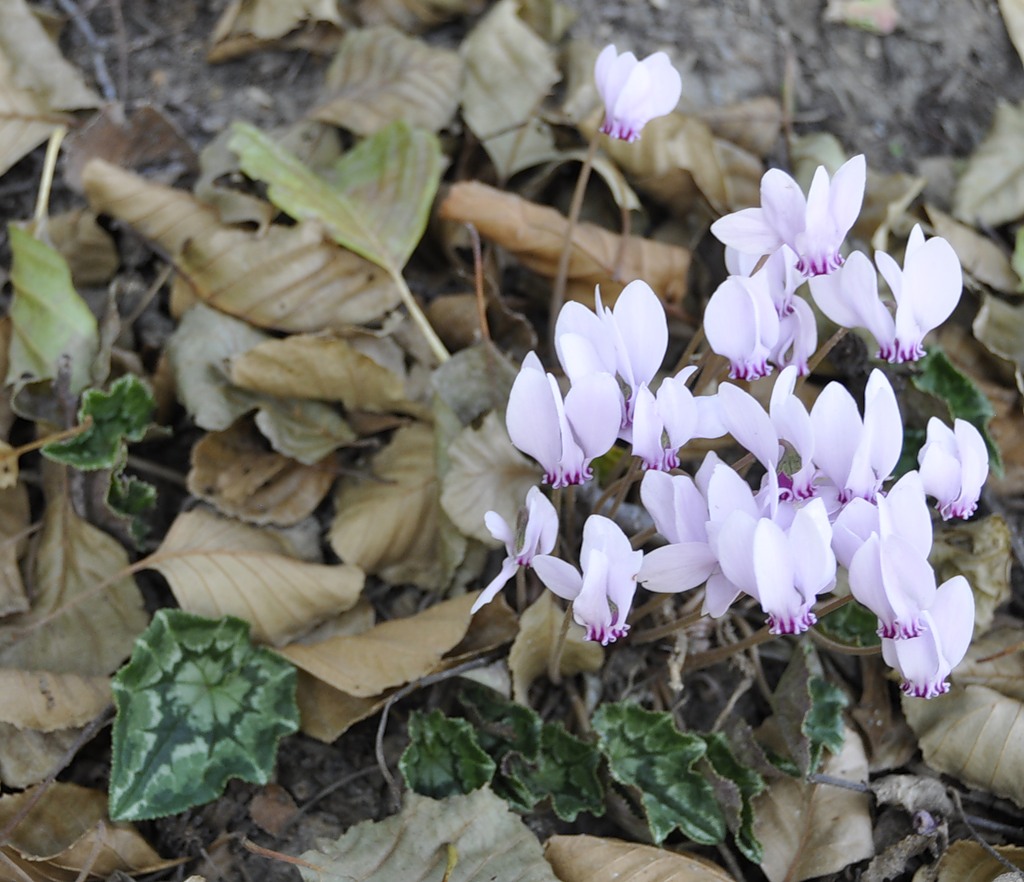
<box><xmin>545</xmin><ymin>835</ymin><xmax>736</xmax><ymax>882</ymax></box>
<box><xmin>508</xmin><ymin>592</ymin><xmax>602</xmax><ymax>702</ymax></box>
<box><xmin>933</xmin><ymin>840</ymin><xmax>1024</xmax><ymax>882</ymax></box>
<box><xmin>313</xmin><ymin>26</ymin><xmax>462</xmax><ymax>135</ymax></box>
<box><xmin>0</xmin><ymin>670</ymin><xmax>109</xmax><ymax>731</ymax></box>
<box><xmin>144</xmin><ymin>508</ymin><xmax>364</xmax><ymax>646</ymax></box>
<box><xmin>279</xmin><ymin>592</ymin><xmax>478</xmax><ymax>696</ymax></box>
<box><xmin>188</xmin><ymin>418</ymin><xmax>337</xmax><ymax>527</ymax></box>
<box><xmin>438</xmin><ymin>181</ymin><xmax>689</xmax><ymax>305</ymax></box>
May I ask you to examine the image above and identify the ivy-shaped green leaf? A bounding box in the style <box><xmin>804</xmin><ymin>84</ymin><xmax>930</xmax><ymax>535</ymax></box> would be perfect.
<box><xmin>592</xmin><ymin>702</ymin><xmax>725</xmax><ymax>845</ymax></box>
<box><xmin>107</xmin><ymin>471</ymin><xmax>157</xmax><ymax>544</ymax></box>
<box><xmin>816</xmin><ymin>599</ymin><xmax>881</xmax><ymax>648</ymax></box>
<box><xmin>43</xmin><ymin>374</ymin><xmax>155</xmax><ymax>470</ymax></box>
<box><xmin>399</xmin><ymin>709</ymin><xmax>496</xmax><ymax>800</ymax></box>
<box><xmin>912</xmin><ymin>348</ymin><xmax>1003</xmax><ymax>476</ymax></box>
<box><xmin>109</xmin><ymin>610</ymin><xmax>299</xmax><ymax>821</ymax></box>
<box><xmin>804</xmin><ymin>676</ymin><xmax>847</xmax><ymax>766</ymax></box>
<box><xmin>701</xmin><ymin>732</ymin><xmax>765</xmax><ymax>864</ymax></box>
<box><xmin>458</xmin><ymin>682</ymin><xmax>541</xmax><ymax>760</ymax></box>
<box><xmin>507</xmin><ymin>723</ymin><xmax>604</xmax><ymax>822</ymax></box>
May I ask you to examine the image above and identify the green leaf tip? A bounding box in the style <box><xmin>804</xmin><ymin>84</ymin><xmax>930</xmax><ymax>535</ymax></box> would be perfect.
<box><xmin>109</xmin><ymin>609</ymin><xmax>298</xmax><ymax>821</ymax></box>
<box><xmin>399</xmin><ymin>709</ymin><xmax>496</xmax><ymax>800</ymax></box>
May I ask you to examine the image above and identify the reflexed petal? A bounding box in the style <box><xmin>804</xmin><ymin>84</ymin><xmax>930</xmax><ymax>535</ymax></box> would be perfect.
<box><xmin>848</xmin><ymin>534</ymin><xmax>899</xmax><ymax>633</ymax></box>
<box><xmin>658</xmin><ymin>374</ymin><xmax>700</xmax><ymax>450</ymax></box>
<box><xmin>640</xmin><ymin>52</ymin><xmax>683</xmax><ymax>116</ymax></box>
<box><xmin>863</xmin><ymin>369</ymin><xmax>903</xmax><ymax>484</ymax></box>
<box><xmin>803</xmin><ymin>165</ymin><xmax>832</xmax><ymax>234</ymax></box>
<box><xmin>900</xmin><ymin>236</ymin><xmax>962</xmax><ymax>344</ymax></box>
<box><xmin>831</xmin><ymin>497</ymin><xmax>878</xmax><ymax>569</ymax></box>
<box><xmin>472</xmin><ymin>558</ymin><xmax>519</xmax><ymax>613</ymax></box>
<box><xmin>564</xmin><ymin>371</ymin><xmax>622</xmax><ymax>459</ymax></box>
<box><xmin>507</xmin><ymin>359</ymin><xmax>562</xmax><ymax>476</ymax></box>
<box><xmin>532</xmin><ymin>554</ymin><xmax>583</xmax><ymax>600</ymax></box>
<box><xmin>630</xmin><ymin>384</ymin><xmax>663</xmax><ymax>469</ymax></box>
<box><xmin>714</xmin><ymin>510</ymin><xmax>759</xmax><ymax>596</ymax></box>
<box><xmin>710</xmin><ymin>207</ymin><xmax>784</xmax><ymax>255</ymax></box>
<box><xmin>614</xmin><ymin>280</ymin><xmax>668</xmax><ymax>389</ymax></box>
<box><xmin>760</xmin><ymin>168</ymin><xmax>808</xmax><ymax>244</ymax></box>
<box><xmin>878</xmin><ymin>533</ymin><xmax>937</xmax><ymax>637</ymax></box>
<box><xmin>717</xmin><ymin>382</ymin><xmax>780</xmax><ymax>470</ymax></box>
<box><xmin>637</xmin><ymin>542</ymin><xmax>717</xmax><ymax>593</ymax></box>
<box><xmin>706</xmin><ymin>462</ymin><xmax>760</xmax><ymax>523</ymax></box>
<box><xmin>930</xmin><ymin>575</ymin><xmax>974</xmax><ymax>671</ymax></box>
<box><xmin>572</xmin><ymin>549</ymin><xmax>615</xmax><ymax>643</ymax></box>
<box><xmin>640</xmin><ymin>469</ymin><xmax>680</xmax><ymax>541</ymax></box>
<box><xmin>890</xmin><ymin>624</ymin><xmax>944</xmax><ymax>697</ymax></box>
<box><xmin>594</xmin><ymin>44</ymin><xmax>622</xmax><ymax>96</ymax></box>
<box><xmin>522</xmin><ymin>486</ymin><xmax>559</xmax><ymax>559</ymax></box>
<box><xmin>878</xmin><ymin>470</ymin><xmax>932</xmax><ymax>559</ymax></box>
<box><xmin>484</xmin><ymin>510</ymin><xmax>515</xmax><ymax>549</ymax></box>
<box><xmin>810</xmin><ymin>382</ymin><xmax>863</xmax><ymax>494</ymax></box>
<box><xmin>789</xmin><ymin>498</ymin><xmax>836</xmax><ymax>598</ymax></box>
<box><xmin>704</xmin><ymin>570</ymin><xmax>742</xmax><ymax>617</ymax></box>
<box><xmin>827</xmin><ymin>154</ymin><xmax>867</xmax><ymax>237</ymax></box>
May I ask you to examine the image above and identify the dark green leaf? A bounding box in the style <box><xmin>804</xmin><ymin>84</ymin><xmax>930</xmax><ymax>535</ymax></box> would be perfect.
<box><xmin>912</xmin><ymin>348</ymin><xmax>1003</xmax><ymax>476</ymax></box>
<box><xmin>399</xmin><ymin>709</ymin><xmax>496</xmax><ymax>800</ymax></box>
<box><xmin>804</xmin><ymin>677</ymin><xmax>847</xmax><ymax>765</ymax></box>
<box><xmin>107</xmin><ymin>471</ymin><xmax>157</xmax><ymax>545</ymax></box>
<box><xmin>109</xmin><ymin>610</ymin><xmax>299</xmax><ymax>821</ymax></box>
<box><xmin>816</xmin><ymin>599</ymin><xmax>881</xmax><ymax>648</ymax></box>
<box><xmin>701</xmin><ymin>732</ymin><xmax>765</xmax><ymax>864</ymax></box>
<box><xmin>521</xmin><ymin>724</ymin><xmax>604</xmax><ymax>822</ymax></box>
<box><xmin>592</xmin><ymin>702</ymin><xmax>725</xmax><ymax>845</ymax></box>
<box><xmin>43</xmin><ymin>374</ymin><xmax>155</xmax><ymax>470</ymax></box>
<box><xmin>458</xmin><ymin>682</ymin><xmax>541</xmax><ymax>760</ymax></box>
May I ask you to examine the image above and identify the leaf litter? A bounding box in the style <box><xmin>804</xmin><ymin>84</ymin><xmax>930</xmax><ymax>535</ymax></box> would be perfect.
<box><xmin>0</xmin><ymin>0</ymin><xmax>1023</xmax><ymax>880</ymax></box>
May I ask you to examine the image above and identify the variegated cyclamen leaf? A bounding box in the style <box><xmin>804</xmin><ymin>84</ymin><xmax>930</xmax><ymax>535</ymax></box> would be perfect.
<box><xmin>109</xmin><ymin>610</ymin><xmax>298</xmax><ymax>821</ymax></box>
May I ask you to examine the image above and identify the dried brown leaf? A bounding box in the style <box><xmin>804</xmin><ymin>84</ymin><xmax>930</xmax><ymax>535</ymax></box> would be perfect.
<box><xmin>0</xmin><ymin>725</ymin><xmax>82</xmax><ymax>788</ymax></box>
<box><xmin>954</xmin><ymin>100</ymin><xmax>1024</xmax><ymax>226</ymax></box>
<box><xmin>312</xmin><ymin>26</ymin><xmax>461</xmax><ymax>135</ymax></box>
<box><xmin>145</xmin><ymin>508</ymin><xmax>364</xmax><ymax>646</ymax></box>
<box><xmin>230</xmin><ymin>333</ymin><xmax>409</xmax><ymax>412</ymax></box>
<box><xmin>0</xmin><ymin>782</ymin><xmax>174</xmax><ymax>881</ymax></box>
<box><xmin>279</xmin><ymin>592</ymin><xmax>478</xmax><ymax>697</ymax></box>
<box><xmin>508</xmin><ymin>591</ymin><xmax>603</xmax><ymax>701</ymax></box>
<box><xmin>0</xmin><ymin>483</ymin><xmax>29</xmax><ymax>617</ymax></box>
<box><xmin>934</xmin><ymin>840</ymin><xmax>1024</xmax><ymax>882</ymax></box>
<box><xmin>1000</xmin><ymin>0</ymin><xmax>1024</xmax><ymax>74</ymax></box>
<box><xmin>973</xmin><ymin>293</ymin><xmax>1024</xmax><ymax>392</ymax></box>
<box><xmin>357</xmin><ymin>0</ymin><xmax>485</xmax><ymax>32</ymax></box>
<box><xmin>188</xmin><ymin>418</ymin><xmax>337</xmax><ymax>527</ymax></box>
<box><xmin>438</xmin><ymin>181</ymin><xmax>690</xmax><ymax>306</ymax></box>
<box><xmin>209</xmin><ymin>0</ymin><xmax>345</xmax><ymax>62</ymax></box>
<box><xmin>703</xmin><ymin>97</ymin><xmax>783</xmax><ymax>157</ymax></box>
<box><xmin>545</xmin><ymin>835</ymin><xmax>736</xmax><ymax>882</ymax></box>
<box><xmin>753</xmin><ymin>726</ymin><xmax>874</xmax><ymax>882</ymax></box>
<box><xmin>0</xmin><ymin>0</ymin><xmax>99</xmax><ymax>177</ymax></box>
<box><xmin>953</xmin><ymin>628</ymin><xmax>1024</xmax><ymax>702</ymax></box>
<box><xmin>46</xmin><ymin>210</ymin><xmax>119</xmax><ymax>288</ymax></box>
<box><xmin>926</xmin><ymin>205</ymin><xmax>1020</xmax><ymax>293</ymax></box>
<box><xmin>0</xmin><ymin>670</ymin><xmax>109</xmax><ymax>731</ymax></box>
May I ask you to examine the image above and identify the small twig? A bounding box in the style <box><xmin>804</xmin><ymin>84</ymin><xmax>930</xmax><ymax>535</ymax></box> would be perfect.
<box><xmin>547</xmin><ymin>603</ymin><xmax>575</xmax><ymax>685</ymax></box>
<box><xmin>241</xmin><ymin>839</ymin><xmax>326</xmax><ymax>873</ymax></box>
<box><xmin>631</xmin><ymin>608</ymin><xmax>704</xmax><ymax>645</ymax></box>
<box><xmin>53</xmin><ymin>0</ymin><xmax>117</xmax><ymax>101</ymax></box>
<box><xmin>1</xmin><ymin>417</ymin><xmax>93</xmax><ymax>466</ymax></box>
<box><xmin>950</xmin><ymin>789</ymin><xmax>1024</xmax><ymax>877</ymax></box>
<box><xmin>106</xmin><ymin>0</ymin><xmax>129</xmax><ymax>101</ymax></box>
<box><xmin>466</xmin><ymin>224</ymin><xmax>491</xmax><ymax>344</ymax></box>
<box><xmin>799</xmin><ymin>326</ymin><xmax>849</xmax><ymax>387</ymax></box>
<box><xmin>807</xmin><ymin>773</ymin><xmax>869</xmax><ymax>792</ymax></box>
<box><xmin>605</xmin><ymin>457</ymin><xmax>640</xmax><ymax>519</ymax></box>
<box><xmin>72</xmin><ymin>821</ymin><xmax>105</xmax><ymax>882</ymax></box>
<box><xmin>125</xmin><ymin>454</ymin><xmax>188</xmax><ymax>488</ymax></box>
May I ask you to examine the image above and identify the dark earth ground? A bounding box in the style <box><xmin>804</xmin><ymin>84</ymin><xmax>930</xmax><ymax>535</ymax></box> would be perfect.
<box><xmin>4</xmin><ymin>0</ymin><xmax>1024</xmax><ymax>879</ymax></box>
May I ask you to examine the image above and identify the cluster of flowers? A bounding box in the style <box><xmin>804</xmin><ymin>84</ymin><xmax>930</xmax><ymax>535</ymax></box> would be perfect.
<box><xmin>471</xmin><ymin>47</ymin><xmax>990</xmax><ymax>700</ymax></box>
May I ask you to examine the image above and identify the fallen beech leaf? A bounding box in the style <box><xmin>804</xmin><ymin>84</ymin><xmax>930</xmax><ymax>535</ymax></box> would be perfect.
<box><xmin>0</xmin><ymin>726</ymin><xmax>81</xmax><ymax>788</ymax></box>
<box><xmin>83</xmin><ymin>160</ymin><xmax>402</xmax><ymax>331</ymax></box>
<box><xmin>356</xmin><ymin>0</ymin><xmax>485</xmax><ymax>32</ymax></box>
<box><xmin>902</xmin><ymin>628</ymin><xmax>1024</xmax><ymax>806</ymax></box>
<box><xmin>0</xmin><ymin>670</ymin><xmax>109</xmax><ymax>731</ymax></box>
<box><xmin>0</xmin><ymin>483</ymin><xmax>29</xmax><ymax>617</ymax></box>
<box><xmin>925</xmin><ymin>205</ymin><xmax>1020</xmax><ymax>293</ymax></box>
<box><xmin>973</xmin><ymin>293</ymin><xmax>1024</xmax><ymax>391</ymax></box>
<box><xmin>461</xmin><ymin>0</ymin><xmax>560</xmax><ymax>178</ymax></box>
<box><xmin>144</xmin><ymin>508</ymin><xmax>364</xmax><ymax>646</ymax></box>
<box><xmin>860</xmin><ymin>169</ymin><xmax>926</xmax><ymax>252</ymax></box>
<box><xmin>703</xmin><ymin>97</ymin><xmax>783</xmax><ymax>157</ymax></box>
<box><xmin>0</xmin><ymin>0</ymin><xmax>99</xmax><ymax>177</ymax></box>
<box><xmin>438</xmin><ymin>181</ymin><xmax>690</xmax><ymax>306</ymax></box>
<box><xmin>753</xmin><ymin>726</ymin><xmax>874</xmax><ymax>882</ymax></box>
<box><xmin>230</xmin><ymin>333</ymin><xmax>409</xmax><ymax>412</ymax></box>
<box><xmin>188</xmin><ymin>418</ymin><xmax>337</xmax><ymax>526</ymax></box>
<box><xmin>312</xmin><ymin>26</ymin><xmax>462</xmax><ymax>135</ymax></box>
<box><xmin>954</xmin><ymin>100</ymin><xmax>1024</xmax><ymax>226</ymax></box>
<box><xmin>46</xmin><ymin>210</ymin><xmax>119</xmax><ymax>287</ymax></box>
<box><xmin>279</xmin><ymin>592</ymin><xmax>479</xmax><ymax>696</ymax></box>
<box><xmin>441</xmin><ymin>411</ymin><xmax>539</xmax><ymax>545</ymax></box>
<box><xmin>330</xmin><ymin>422</ymin><xmax>450</xmax><ymax>588</ymax></box>
<box><xmin>934</xmin><ymin>840</ymin><xmax>1024</xmax><ymax>882</ymax></box>
<box><xmin>508</xmin><ymin>592</ymin><xmax>603</xmax><ymax>702</ymax></box>
<box><xmin>0</xmin><ymin>782</ymin><xmax>175</xmax><ymax>881</ymax></box>
<box><xmin>0</xmin><ymin>468</ymin><xmax>147</xmax><ymax>676</ymax></box>
<box><xmin>1000</xmin><ymin>0</ymin><xmax>1024</xmax><ymax>69</ymax></box>
<box><xmin>714</xmin><ymin>137</ymin><xmax>765</xmax><ymax>213</ymax></box>
<box><xmin>544</xmin><ymin>835</ymin><xmax>736</xmax><ymax>882</ymax></box>
<box><xmin>209</xmin><ymin>0</ymin><xmax>344</xmax><ymax>62</ymax></box>
<box><xmin>297</xmin><ymin>788</ymin><xmax>559</xmax><ymax>882</ymax></box>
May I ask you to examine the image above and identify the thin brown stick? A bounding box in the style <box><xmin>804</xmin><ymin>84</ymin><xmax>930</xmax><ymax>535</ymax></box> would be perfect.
<box><xmin>467</xmin><ymin>223</ymin><xmax>491</xmax><ymax>343</ymax></box>
<box><xmin>547</xmin><ymin>603</ymin><xmax>575</xmax><ymax>685</ymax></box>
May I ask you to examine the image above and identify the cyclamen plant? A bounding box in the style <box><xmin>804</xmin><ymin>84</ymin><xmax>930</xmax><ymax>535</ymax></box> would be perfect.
<box><xmin>474</xmin><ymin>46</ymin><xmax>989</xmax><ymax>699</ymax></box>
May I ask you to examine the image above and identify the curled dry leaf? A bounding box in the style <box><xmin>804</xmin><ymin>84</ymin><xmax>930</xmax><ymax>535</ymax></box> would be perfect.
<box><xmin>46</xmin><ymin>210</ymin><xmax>119</xmax><ymax>288</ymax></box>
<box><xmin>441</xmin><ymin>410</ymin><xmax>539</xmax><ymax>546</ymax></box>
<box><xmin>973</xmin><ymin>293</ymin><xmax>1024</xmax><ymax>392</ymax></box>
<box><xmin>209</xmin><ymin>0</ymin><xmax>345</xmax><ymax>62</ymax></box>
<box><xmin>312</xmin><ymin>26</ymin><xmax>462</xmax><ymax>135</ymax></box>
<box><xmin>0</xmin><ymin>670</ymin><xmax>109</xmax><ymax>732</ymax></box>
<box><xmin>902</xmin><ymin>628</ymin><xmax>1024</xmax><ymax>807</ymax></box>
<box><xmin>279</xmin><ymin>592</ymin><xmax>479</xmax><ymax>697</ymax></box>
<box><xmin>229</xmin><ymin>333</ymin><xmax>409</xmax><ymax>412</ymax></box>
<box><xmin>544</xmin><ymin>835</ymin><xmax>736</xmax><ymax>882</ymax></box>
<box><xmin>859</xmin><ymin>169</ymin><xmax>927</xmax><ymax>252</ymax></box>
<box><xmin>925</xmin><ymin>205</ymin><xmax>1020</xmax><ymax>293</ymax></box>
<box><xmin>753</xmin><ymin>726</ymin><xmax>874</xmax><ymax>882</ymax></box>
<box><xmin>188</xmin><ymin>418</ymin><xmax>337</xmax><ymax>527</ymax></box>
<box><xmin>83</xmin><ymin>160</ymin><xmax>402</xmax><ymax>331</ymax></box>
<box><xmin>953</xmin><ymin>100</ymin><xmax>1024</xmax><ymax>227</ymax></box>
<box><xmin>438</xmin><ymin>181</ymin><xmax>690</xmax><ymax>306</ymax></box>
<box><xmin>702</xmin><ymin>96</ymin><xmax>783</xmax><ymax>157</ymax></box>
<box><xmin>0</xmin><ymin>725</ymin><xmax>83</xmax><ymax>788</ymax></box>
<box><xmin>509</xmin><ymin>591</ymin><xmax>603</xmax><ymax>702</ymax></box>
<box><xmin>933</xmin><ymin>840</ymin><xmax>1024</xmax><ymax>882</ymax></box>
<box><xmin>0</xmin><ymin>0</ymin><xmax>99</xmax><ymax>177</ymax></box>
<box><xmin>144</xmin><ymin>507</ymin><xmax>364</xmax><ymax>646</ymax></box>
<box><xmin>0</xmin><ymin>483</ymin><xmax>29</xmax><ymax>617</ymax></box>
<box><xmin>461</xmin><ymin>0</ymin><xmax>560</xmax><ymax>178</ymax></box>
<box><xmin>0</xmin><ymin>782</ymin><xmax>175</xmax><ymax>881</ymax></box>
<box><xmin>357</xmin><ymin>0</ymin><xmax>485</xmax><ymax>32</ymax></box>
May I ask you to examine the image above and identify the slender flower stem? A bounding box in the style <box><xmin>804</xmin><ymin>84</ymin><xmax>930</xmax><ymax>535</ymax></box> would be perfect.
<box><xmin>632</xmin><ymin>607</ymin><xmax>705</xmax><ymax>644</ymax></box>
<box><xmin>549</xmin><ymin>131</ymin><xmax>601</xmax><ymax>348</ymax></box>
<box><xmin>606</xmin><ymin>457</ymin><xmax>640</xmax><ymax>519</ymax></box>
<box><xmin>389</xmin><ymin>269</ymin><xmax>450</xmax><ymax>365</ymax></box>
<box><xmin>1</xmin><ymin>417</ymin><xmax>93</xmax><ymax>464</ymax></box>
<box><xmin>800</xmin><ymin>326</ymin><xmax>848</xmax><ymax>385</ymax></box>
<box><xmin>548</xmin><ymin>603</ymin><xmax>575</xmax><ymax>685</ymax></box>
<box><xmin>612</xmin><ymin>202</ymin><xmax>632</xmax><ymax>280</ymax></box>
<box><xmin>33</xmin><ymin>125</ymin><xmax>66</xmax><ymax>227</ymax></box>
<box><xmin>515</xmin><ymin>567</ymin><xmax>528</xmax><ymax>613</ymax></box>
<box><xmin>674</xmin><ymin>326</ymin><xmax>706</xmax><ymax>376</ymax></box>
<box><xmin>467</xmin><ymin>223</ymin><xmax>490</xmax><ymax>343</ymax></box>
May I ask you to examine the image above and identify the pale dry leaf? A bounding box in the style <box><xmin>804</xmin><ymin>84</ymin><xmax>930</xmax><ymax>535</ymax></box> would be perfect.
<box><xmin>954</xmin><ymin>100</ymin><xmax>1024</xmax><ymax>226</ymax></box>
<box><xmin>753</xmin><ymin>726</ymin><xmax>874</xmax><ymax>882</ymax></box>
<box><xmin>925</xmin><ymin>205</ymin><xmax>1020</xmax><ymax>293</ymax></box>
<box><xmin>440</xmin><ymin>410</ymin><xmax>539</xmax><ymax>545</ymax></box>
<box><xmin>0</xmin><ymin>483</ymin><xmax>30</xmax><ymax>617</ymax></box>
<box><xmin>229</xmin><ymin>333</ymin><xmax>409</xmax><ymax>412</ymax></box>
<box><xmin>0</xmin><ymin>670</ymin><xmax>109</xmax><ymax>731</ymax></box>
<box><xmin>461</xmin><ymin>0</ymin><xmax>561</xmax><ymax>178</ymax></box>
<box><xmin>279</xmin><ymin>592</ymin><xmax>479</xmax><ymax>696</ymax></box>
<box><xmin>329</xmin><ymin>421</ymin><xmax>447</xmax><ymax>587</ymax></box>
<box><xmin>714</xmin><ymin>137</ymin><xmax>765</xmax><ymax>213</ymax></box>
<box><xmin>294</xmin><ymin>670</ymin><xmax>388</xmax><ymax>743</ymax></box>
<box><xmin>0</xmin><ymin>724</ymin><xmax>82</xmax><ymax>788</ymax></box>
<box><xmin>999</xmin><ymin>0</ymin><xmax>1024</xmax><ymax>72</ymax></box>
<box><xmin>188</xmin><ymin>418</ymin><xmax>337</xmax><ymax>527</ymax></box>
<box><xmin>0</xmin><ymin>0</ymin><xmax>99</xmax><ymax>177</ymax></box>
<box><xmin>438</xmin><ymin>181</ymin><xmax>690</xmax><ymax>306</ymax></box>
<box><xmin>253</xmin><ymin>396</ymin><xmax>357</xmax><ymax>465</ymax></box>
<box><xmin>0</xmin><ymin>469</ymin><xmax>147</xmax><ymax>676</ymax></box>
<box><xmin>298</xmin><ymin>788</ymin><xmax>559</xmax><ymax>882</ymax></box>
<box><xmin>862</xmin><ymin>170</ymin><xmax>927</xmax><ymax>252</ymax></box>
<box><xmin>144</xmin><ymin>507</ymin><xmax>364</xmax><ymax>646</ymax></box>
<box><xmin>953</xmin><ymin>628</ymin><xmax>1024</xmax><ymax>702</ymax></box>
<box><xmin>0</xmin><ymin>782</ymin><xmax>174</xmax><ymax>881</ymax></box>
<box><xmin>313</xmin><ymin>26</ymin><xmax>462</xmax><ymax>135</ymax></box>
<box><xmin>934</xmin><ymin>840</ymin><xmax>1024</xmax><ymax>882</ymax></box>
<box><xmin>703</xmin><ymin>96</ymin><xmax>783</xmax><ymax>157</ymax></box>
<box><xmin>46</xmin><ymin>210</ymin><xmax>119</xmax><ymax>288</ymax></box>
<box><xmin>211</xmin><ymin>0</ymin><xmax>343</xmax><ymax>43</ymax></box>
<box><xmin>357</xmin><ymin>0</ymin><xmax>485</xmax><ymax>32</ymax></box>
<box><xmin>544</xmin><ymin>835</ymin><xmax>736</xmax><ymax>882</ymax></box>
<box><xmin>973</xmin><ymin>293</ymin><xmax>1024</xmax><ymax>392</ymax></box>
<box><xmin>509</xmin><ymin>591</ymin><xmax>603</xmax><ymax>701</ymax></box>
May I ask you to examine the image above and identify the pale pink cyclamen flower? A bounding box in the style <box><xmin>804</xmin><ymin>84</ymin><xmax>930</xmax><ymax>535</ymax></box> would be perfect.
<box><xmin>532</xmin><ymin>515</ymin><xmax>644</xmax><ymax>644</ymax></box>
<box><xmin>771</xmin><ymin>295</ymin><xmax>818</xmax><ymax>376</ymax></box>
<box><xmin>594</xmin><ymin>45</ymin><xmax>683</xmax><ymax>142</ymax></box>
<box><xmin>711</xmin><ymin>154</ymin><xmax>866</xmax><ymax>277</ymax></box>
<box><xmin>555</xmin><ymin>280</ymin><xmax>668</xmax><ymax>426</ymax></box>
<box><xmin>704</xmin><ymin>269</ymin><xmax>780</xmax><ymax>381</ymax></box>
<box><xmin>506</xmin><ymin>352</ymin><xmax>621</xmax><ymax>488</ymax></box>
<box><xmin>725</xmin><ymin>244</ymin><xmax>803</xmax><ymax>316</ymax></box>
<box><xmin>882</xmin><ymin>575</ymin><xmax>974</xmax><ymax>698</ymax></box>
<box><xmin>810</xmin><ymin>225</ymin><xmax>962</xmax><ymax>363</ymax></box>
<box><xmin>472</xmin><ymin>487</ymin><xmax>559</xmax><ymax>614</ymax></box>
<box><xmin>918</xmin><ymin>417</ymin><xmax>989</xmax><ymax>519</ymax></box>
